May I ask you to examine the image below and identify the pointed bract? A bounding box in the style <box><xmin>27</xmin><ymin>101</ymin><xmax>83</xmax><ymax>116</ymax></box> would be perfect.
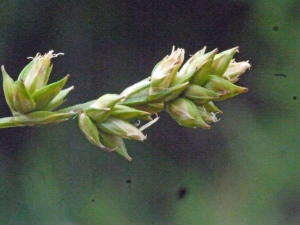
<box><xmin>147</xmin><ymin>82</ymin><xmax>189</xmax><ymax>103</ymax></box>
<box><xmin>197</xmin><ymin>106</ymin><xmax>220</xmax><ymax>123</ymax></box>
<box><xmin>183</xmin><ymin>84</ymin><xmax>219</xmax><ymax>101</ymax></box>
<box><xmin>188</xmin><ymin>49</ymin><xmax>218</xmax><ymax>84</ymax></box>
<box><xmin>210</xmin><ymin>47</ymin><xmax>239</xmax><ymax>77</ymax></box>
<box><xmin>13</xmin><ymin>79</ymin><xmax>36</xmax><ymax>114</ymax></box>
<box><xmin>78</xmin><ymin>112</ymin><xmax>108</xmax><ymax>149</ymax></box>
<box><xmin>1</xmin><ymin>66</ymin><xmax>17</xmax><ymax>113</ymax></box>
<box><xmin>96</xmin><ymin>116</ymin><xmax>147</xmax><ymax>141</ymax></box>
<box><xmin>120</xmin><ymin>77</ymin><xmax>150</xmax><ymax>99</ymax></box>
<box><xmin>32</xmin><ymin>75</ymin><xmax>69</xmax><ymax>110</ymax></box>
<box><xmin>223</xmin><ymin>60</ymin><xmax>251</xmax><ymax>83</ymax></box>
<box><xmin>110</xmin><ymin>104</ymin><xmax>151</xmax><ymax>121</ymax></box>
<box><xmin>99</xmin><ymin>131</ymin><xmax>132</xmax><ymax>161</ymax></box>
<box><xmin>203</xmin><ymin>101</ymin><xmax>223</xmax><ymax>114</ymax></box>
<box><xmin>85</xmin><ymin>94</ymin><xmax>124</xmax><ymax>122</ymax></box>
<box><xmin>166</xmin><ymin>98</ymin><xmax>210</xmax><ymax>129</ymax></box>
<box><xmin>40</xmin><ymin>86</ymin><xmax>74</xmax><ymax>111</ymax></box>
<box><xmin>177</xmin><ymin>46</ymin><xmax>207</xmax><ymax>76</ymax></box>
<box><xmin>20</xmin><ymin>51</ymin><xmax>63</xmax><ymax>93</ymax></box>
<box><xmin>204</xmin><ymin>75</ymin><xmax>248</xmax><ymax>100</ymax></box>
<box><xmin>149</xmin><ymin>47</ymin><xmax>184</xmax><ymax>96</ymax></box>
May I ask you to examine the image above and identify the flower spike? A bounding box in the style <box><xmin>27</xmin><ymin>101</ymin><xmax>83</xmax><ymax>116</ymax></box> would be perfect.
<box><xmin>0</xmin><ymin>46</ymin><xmax>250</xmax><ymax>160</ymax></box>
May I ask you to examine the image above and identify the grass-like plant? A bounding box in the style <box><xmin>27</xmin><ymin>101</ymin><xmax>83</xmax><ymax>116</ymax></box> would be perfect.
<box><xmin>0</xmin><ymin>46</ymin><xmax>250</xmax><ymax>160</ymax></box>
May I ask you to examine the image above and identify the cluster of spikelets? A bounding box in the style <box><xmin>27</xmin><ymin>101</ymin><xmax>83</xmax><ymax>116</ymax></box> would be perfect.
<box><xmin>1</xmin><ymin>51</ymin><xmax>76</xmax><ymax>125</ymax></box>
<box><xmin>1</xmin><ymin>47</ymin><xmax>250</xmax><ymax>160</ymax></box>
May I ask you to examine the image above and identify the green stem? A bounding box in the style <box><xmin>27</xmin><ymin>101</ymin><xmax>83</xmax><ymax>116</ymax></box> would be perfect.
<box><xmin>0</xmin><ymin>95</ymin><xmax>152</xmax><ymax>129</ymax></box>
<box><xmin>57</xmin><ymin>100</ymin><xmax>96</xmax><ymax>113</ymax></box>
<box><xmin>0</xmin><ymin>117</ymin><xmax>19</xmax><ymax>128</ymax></box>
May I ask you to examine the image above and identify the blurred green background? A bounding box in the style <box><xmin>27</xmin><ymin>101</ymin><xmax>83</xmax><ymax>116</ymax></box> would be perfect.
<box><xmin>0</xmin><ymin>0</ymin><xmax>300</xmax><ymax>224</ymax></box>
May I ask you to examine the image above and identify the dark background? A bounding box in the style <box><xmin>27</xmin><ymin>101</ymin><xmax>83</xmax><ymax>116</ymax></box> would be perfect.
<box><xmin>0</xmin><ymin>1</ymin><xmax>300</xmax><ymax>224</ymax></box>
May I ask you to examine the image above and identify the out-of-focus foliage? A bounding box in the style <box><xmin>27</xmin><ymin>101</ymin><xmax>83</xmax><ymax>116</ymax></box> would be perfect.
<box><xmin>0</xmin><ymin>0</ymin><xmax>300</xmax><ymax>225</ymax></box>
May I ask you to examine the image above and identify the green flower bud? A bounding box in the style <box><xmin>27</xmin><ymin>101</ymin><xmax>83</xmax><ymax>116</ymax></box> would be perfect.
<box><xmin>187</xmin><ymin>49</ymin><xmax>218</xmax><ymax>85</ymax></box>
<box><xmin>110</xmin><ymin>105</ymin><xmax>151</xmax><ymax>121</ymax></box>
<box><xmin>13</xmin><ymin>79</ymin><xmax>36</xmax><ymax>114</ymax></box>
<box><xmin>96</xmin><ymin>116</ymin><xmax>147</xmax><ymax>141</ymax></box>
<box><xmin>210</xmin><ymin>47</ymin><xmax>239</xmax><ymax>76</ymax></box>
<box><xmin>183</xmin><ymin>84</ymin><xmax>219</xmax><ymax>102</ymax></box>
<box><xmin>40</xmin><ymin>86</ymin><xmax>74</xmax><ymax>111</ymax></box>
<box><xmin>78</xmin><ymin>111</ymin><xmax>109</xmax><ymax>150</ymax></box>
<box><xmin>176</xmin><ymin>46</ymin><xmax>207</xmax><ymax>76</ymax></box>
<box><xmin>2</xmin><ymin>66</ymin><xmax>17</xmax><ymax>113</ymax></box>
<box><xmin>174</xmin><ymin>48</ymin><xmax>217</xmax><ymax>87</ymax></box>
<box><xmin>18</xmin><ymin>50</ymin><xmax>63</xmax><ymax>94</ymax></box>
<box><xmin>203</xmin><ymin>101</ymin><xmax>223</xmax><ymax>114</ymax></box>
<box><xmin>166</xmin><ymin>98</ymin><xmax>210</xmax><ymax>129</ymax></box>
<box><xmin>149</xmin><ymin>47</ymin><xmax>184</xmax><ymax>96</ymax></box>
<box><xmin>2</xmin><ymin>51</ymin><xmax>72</xmax><ymax>115</ymax></box>
<box><xmin>31</xmin><ymin>75</ymin><xmax>69</xmax><ymax>110</ymax></box>
<box><xmin>204</xmin><ymin>75</ymin><xmax>248</xmax><ymax>100</ymax></box>
<box><xmin>99</xmin><ymin>130</ymin><xmax>132</xmax><ymax>161</ymax></box>
<box><xmin>85</xmin><ymin>94</ymin><xmax>123</xmax><ymax>123</ymax></box>
<box><xmin>190</xmin><ymin>51</ymin><xmax>218</xmax><ymax>85</ymax></box>
<box><xmin>222</xmin><ymin>60</ymin><xmax>251</xmax><ymax>83</ymax></box>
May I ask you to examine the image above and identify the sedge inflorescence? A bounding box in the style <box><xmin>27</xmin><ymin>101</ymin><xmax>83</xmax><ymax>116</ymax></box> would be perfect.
<box><xmin>1</xmin><ymin>46</ymin><xmax>250</xmax><ymax>160</ymax></box>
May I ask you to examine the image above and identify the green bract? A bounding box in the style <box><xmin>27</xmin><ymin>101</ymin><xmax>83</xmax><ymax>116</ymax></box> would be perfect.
<box><xmin>149</xmin><ymin>47</ymin><xmax>184</xmax><ymax>96</ymax></box>
<box><xmin>78</xmin><ymin>111</ymin><xmax>108</xmax><ymax>149</ymax></box>
<box><xmin>210</xmin><ymin>47</ymin><xmax>239</xmax><ymax>76</ymax></box>
<box><xmin>96</xmin><ymin>116</ymin><xmax>147</xmax><ymax>141</ymax></box>
<box><xmin>85</xmin><ymin>94</ymin><xmax>124</xmax><ymax>123</ymax></box>
<box><xmin>166</xmin><ymin>98</ymin><xmax>210</xmax><ymax>129</ymax></box>
<box><xmin>222</xmin><ymin>60</ymin><xmax>251</xmax><ymax>83</ymax></box>
<box><xmin>99</xmin><ymin>130</ymin><xmax>132</xmax><ymax>161</ymax></box>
